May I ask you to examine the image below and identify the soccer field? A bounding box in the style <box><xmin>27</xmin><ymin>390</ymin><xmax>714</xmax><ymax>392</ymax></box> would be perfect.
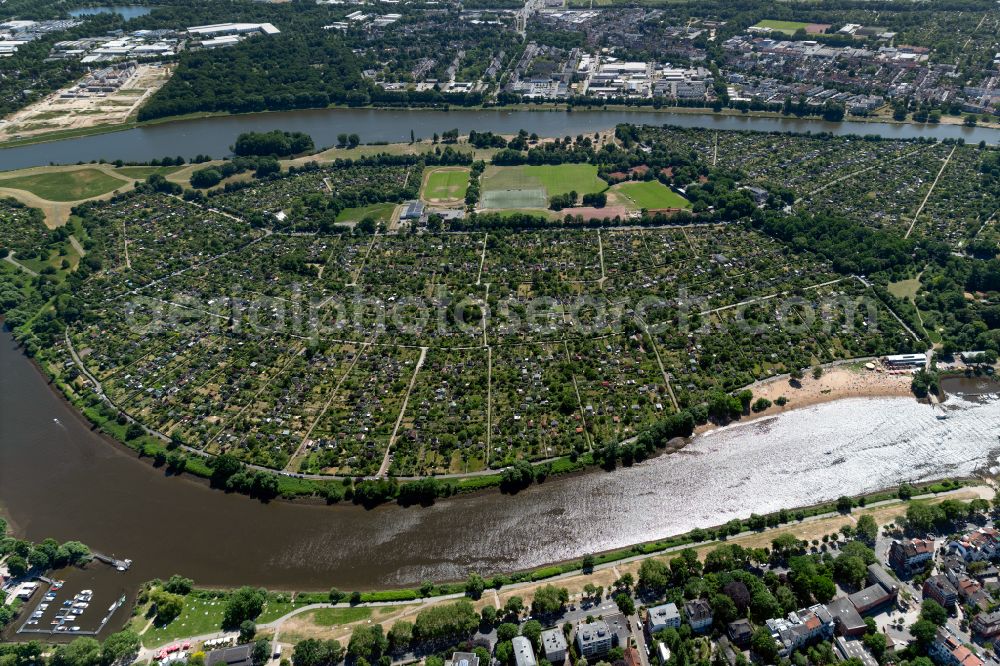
<box><xmin>479</xmin><ymin>164</ymin><xmax>607</xmax><ymax>209</ymax></box>
<box><xmin>421</xmin><ymin>167</ymin><xmax>470</xmax><ymax>202</ymax></box>
<box><xmin>752</xmin><ymin>19</ymin><xmax>811</xmax><ymax>34</ymax></box>
<box><xmin>614</xmin><ymin>181</ymin><xmax>690</xmax><ymax>210</ymax></box>
<box><xmin>480</xmin><ymin>188</ymin><xmax>548</xmax><ymax>209</ymax></box>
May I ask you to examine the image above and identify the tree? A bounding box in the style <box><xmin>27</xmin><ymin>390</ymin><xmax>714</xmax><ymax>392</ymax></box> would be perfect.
<box><xmin>638</xmin><ymin>559</ymin><xmax>670</xmax><ymax>595</ymax></box>
<box><xmin>921</xmin><ymin>599</ymin><xmax>948</xmax><ymax>626</ymax></box>
<box><xmin>582</xmin><ymin>554</ymin><xmax>595</xmax><ymax>573</ymax></box>
<box><xmin>833</xmin><ymin>556</ymin><xmax>867</xmax><ymax>588</ymax></box>
<box><xmin>251</xmin><ymin>640</ymin><xmax>270</xmax><ymax>666</ymax></box>
<box><xmin>497</xmin><ymin>623</ymin><xmax>519</xmax><ymax>643</ymax></box>
<box><xmin>910</xmin><ymin>619</ymin><xmax>938</xmax><ymax>646</ymax></box>
<box><xmin>504</xmin><ymin>596</ymin><xmax>524</xmax><ymax>619</ymax></box>
<box><xmin>863</xmin><ymin>632</ymin><xmax>886</xmax><ymax>662</ymax></box>
<box><xmin>480</xmin><ymin>605</ymin><xmax>497</xmax><ymax>626</ymax></box>
<box><xmin>465</xmin><ymin>572</ymin><xmax>486</xmax><ymax>599</ymax></box>
<box><xmin>239</xmin><ymin>620</ymin><xmax>257</xmax><ymax>643</ymax></box>
<box><xmin>855</xmin><ymin>515</ymin><xmax>878</xmax><ymax>544</ymax></box>
<box><xmin>292</xmin><ymin>639</ymin><xmax>343</xmax><ymax>666</ymax></box>
<box><xmin>101</xmin><ymin>630</ymin><xmax>140</xmax><ymax>666</ymax></box>
<box><xmin>348</xmin><ymin>625</ymin><xmax>388</xmax><ymax>662</ymax></box>
<box><xmin>522</xmin><ymin>620</ymin><xmax>543</xmax><ymax>651</ymax></box>
<box><xmin>750</xmin><ymin>627</ymin><xmax>779</xmax><ymax>662</ymax></box>
<box><xmin>190</xmin><ymin>168</ymin><xmax>223</xmax><ymax>189</ymax></box>
<box><xmin>164</xmin><ymin>575</ymin><xmax>194</xmax><ymax>595</ymax></box>
<box><xmin>51</xmin><ymin>638</ymin><xmax>102</xmax><ymax>666</ymax></box>
<box><xmin>328</xmin><ymin>588</ymin><xmax>345</xmax><ymax>603</ymax></box>
<box><xmin>531</xmin><ymin>585</ymin><xmax>568</xmax><ymax>616</ymax></box>
<box><xmin>150</xmin><ymin>590</ymin><xmax>184</xmax><ymax>624</ymax></box>
<box><xmin>387</xmin><ymin>621</ymin><xmax>413</xmax><ymax>653</ymax></box>
<box><xmin>837</xmin><ymin>496</ymin><xmax>853</xmax><ymax>513</ymax></box>
<box><xmin>223</xmin><ymin>587</ymin><xmax>267</xmax><ymax>629</ymax></box>
<box><xmin>613</xmin><ymin>593</ymin><xmax>635</xmax><ymax>616</ymax></box>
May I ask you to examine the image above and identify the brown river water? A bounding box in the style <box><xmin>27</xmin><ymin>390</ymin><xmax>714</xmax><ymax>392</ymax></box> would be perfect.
<box><xmin>2</xmin><ymin>328</ymin><xmax>999</xmax><ymax>603</ymax></box>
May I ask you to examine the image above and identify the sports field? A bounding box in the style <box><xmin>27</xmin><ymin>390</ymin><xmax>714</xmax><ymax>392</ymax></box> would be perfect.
<box><xmin>421</xmin><ymin>167</ymin><xmax>470</xmax><ymax>202</ymax></box>
<box><xmin>0</xmin><ymin>168</ymin><xmax>129</xmax><ymax>201</ymax></box>
<box><xmin>335</xmin><ymin>202</ymin><xmax>397</xmax><ymax>224</ymax></box>
<box><xmin>614</xmin><ymin>180</ymin><xmax>690</xmax><ymax>210</ymax></box>
<box><xmin>479</xmin><ymin>164</ymin><xmax>607</xmax><ymax>209</ymax></box>
<box><xmin>752</xmin><ymin>19</ymin><xmax>811</xmax><ymax>34</ymax></box>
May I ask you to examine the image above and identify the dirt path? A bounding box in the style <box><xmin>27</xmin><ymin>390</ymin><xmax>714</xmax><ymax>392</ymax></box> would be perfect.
<box><xmin>378</xmin><ymin>346</ymin><xmax>428</xmax><ymax>477</ymax></box>
<box><xmin>905</xmin><ymin>145</ymin><xmax>956</xmax><ymax>238</ymax></box>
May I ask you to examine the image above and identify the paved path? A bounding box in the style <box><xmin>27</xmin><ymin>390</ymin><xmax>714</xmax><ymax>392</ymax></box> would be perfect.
<box><xmin>3</xmin><ymin>253</ymin><xmax>38</xmax><ymax>276</ymax></box>
<box><xmin>135</xmin><ymin>483</ymin><xmax>994</xmax><ymax>655</ymax></box>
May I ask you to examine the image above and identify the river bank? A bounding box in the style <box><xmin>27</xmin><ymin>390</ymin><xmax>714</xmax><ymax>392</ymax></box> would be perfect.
<box><xmin>3</xmin><ymin>101</ymin><xmax>998</xmax><ymax>153</ymax></box>
<box><xmin>1</xmin><ymin>106</ymin><xmax>997</xmax><ymax>172</ymax></box>
<box><xmin>696</xmin><ymin>364</ymin><xmax>915</xmax><ymax>435</ymax></box>
<box><xmin>5</xmin><ymin>313</ymin><xmax>1000</xmax><ymax>591</ymax></box>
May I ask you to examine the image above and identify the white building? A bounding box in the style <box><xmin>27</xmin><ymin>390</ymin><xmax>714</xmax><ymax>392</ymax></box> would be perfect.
<box><xmin>647</xmin><ymin>603</ymin><xmax>682</xmax><ymax>634</ymax></box>
<box><xmin>513</xmin><ymin>637</ymin><xmax>537</xmax><ymax>666</ymax></box>
<box><xmin>542</xmin><ymin>629</ymin><xmax>568</xmax><ymax>664</ymax></box>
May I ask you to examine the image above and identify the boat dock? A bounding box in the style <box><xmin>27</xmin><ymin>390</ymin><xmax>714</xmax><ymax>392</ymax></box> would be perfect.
<box><xmin>93</xmin><ymin>553</ymin><xmax>132</xmax><ymax>571</ymax></box>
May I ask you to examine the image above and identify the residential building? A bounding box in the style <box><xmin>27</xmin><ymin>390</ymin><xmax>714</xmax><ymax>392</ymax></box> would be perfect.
<box><xmin>647</xmin><ymin>603</ymin><xmax>682</xmax><ymax>634</ymax></box>
<box><xmin>924</xmin><ymin>575</ymin><xmax>959</xmax><ymax>609</ymax></box>
<box><xmin>576</xmin><ymin>620</ymin><xmax>613</xmax><ymax>658</ymax></box>
<box><xmin>541</xmin><ymin>629</ymin><xmax>568</xmax><ymax>664</ymax></box>
<box><xmin>728</xmin><ymin>619</ymin><xmax>753</xmax><ymax>646</ymax></box>
<box><xmin>684</xmin><ymin>599</ymin><xmax>713</xmax><ymax>633</ymax></box>
<box><xmin>956</xmin><ymin>577</ymin><xmax>991</xmax><ymax>611</ymax></box>
<box><xmin>889</xmin><ymin>538</ymin><xmax>935</xmax><ymax>575</ymax></box>
<box><xmin>624</xmin><ymin>647</ymin><xmax>642</xmax><ymax>666</ymax></box>
<box><xmin>929</xmin><ymin>628</ymin><xmax>984</xmax><ymax>666</ymax></box>
<box><xmin>950</xmin><ymin>528</ymin><xmax>1000</xmax><ymax>562</ymax></box>
<box><xmin>513</xmin><ymin>636</ymin><xmax>537</xmax><ymax>666</ymax></box>
<box><xmin>767</xmin><ymin>605</ymin><xmax>835</xmax><ymax>657</ymax></box>
<box><xmin>448</xmin><ymin>653</ymin><xmax>479</xmax><ymax>666</ymax></box>
<box><xmin>972</xmin><ymin>611</ymin><xmax>1000</xmax><ymax>639</ymax></box>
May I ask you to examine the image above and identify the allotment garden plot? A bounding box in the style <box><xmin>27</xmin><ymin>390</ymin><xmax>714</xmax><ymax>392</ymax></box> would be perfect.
<box><xmin>52</xmin><ymin>140</ymin><xmax>946</xmax><ymax>479</ymax></box>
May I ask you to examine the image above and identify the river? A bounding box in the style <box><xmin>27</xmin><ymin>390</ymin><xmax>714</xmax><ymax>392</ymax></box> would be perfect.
<box><xmin>2</xmin><ymin>108</ymin><xmax>998</xmax><ymax>171</ymax></box>
<box><xmin>2</xmin><ymin>327</ymin><xmax>1000</xmax><ymax>595</ymax></box>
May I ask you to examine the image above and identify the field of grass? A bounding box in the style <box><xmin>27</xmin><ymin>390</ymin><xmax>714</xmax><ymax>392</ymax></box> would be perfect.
<box><xmin>888</xmin><ymin>276</ymin><xmax>922</xmax><ymax>300</ymax></box>
<box><xmin>114</xmin><ymin>166</ymin><xmax>182</xmax><ymax>179</ymax></box>
<box><xmin>142</xmin><ymin>596</ymin><xmax>227</xmax><ymax>647</ymax></box>
<box><xmin>480</xmin><ymin>188</ymin><xmax>548</xmax><ymax>209</ymax></box>
<box><xmin>481</xmin><ymin>164</ymin><xmax>607</xmax><ymax>200</ymax></box>
<box><xmin>0</xmin><ymin>169</ymin><xmax>128</xmax><ymax>201</ymax></box>
<box><xmin>302</xmin><ymin>607</ymin><xmax>373</xmax><ymax>627</ymax></box>
<box><xmin>752</xmin><ymin>19</ymin><xmax>811</xmax><ymax>34</ymax></box>
<box><xmin>335</xmin><ymin>202</ymin><xmax>397</xmax><ymax>224</ymax></box>
<box><xmin>422</xmin><ymin>167</ymin><xmax>470</xmax><ymax>202</ymax></box>
<box><xmin>614</xmin><ymin>180</ymin><xmax>690</xmax><ymax>209</ymax></box>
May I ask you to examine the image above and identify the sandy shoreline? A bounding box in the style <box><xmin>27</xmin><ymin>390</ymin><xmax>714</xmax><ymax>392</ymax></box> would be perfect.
<box><xmin>696</xmin><ymin>364</ymin><xmax>915</xmax><ymax>435</ymax></box>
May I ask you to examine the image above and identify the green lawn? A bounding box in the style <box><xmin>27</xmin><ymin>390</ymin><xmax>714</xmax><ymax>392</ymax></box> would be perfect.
<box><xmin>615</xmin><ymin>180</ymin><xmax>690</xmax><ymax>209</ymax></box>
<box><xmin>302</xmin><ymin>607</ymin><xmax>372</xmax><ymax>627</ymax></box>
<box><xmin>335</xmin><ymin>202</ymin><xmax>397</xmax><ymax>224</ymax></box>
<box><xmin>0</xmin><ymin>169</ymin><xmax>129</xmax><ymax>201</ymax></box>
<box><xmin>114</xmin><ymin>166</ymin><xmax>182</xmax><ymax>179</ymax></box>
<box><xmin>142</xmin><ymin>596</ymin><xmax>226</xmax><ymax>647</ymax></box>
<box><xmin>482</xmin><ymin>164</ymin><xmax>607</xmax><ymax>199</ymax></box>
<box><xmin>422</xmin><ymin>167</ymin><xmax>470</xmax><ymax>202</ymax></box>
<box><xmin>752</xmin><ymin>19</ymin><xmax>811</xmax><ymax>34</ymax></box>
<box><xmin>888</xmin><ymin>276</ymin><xmax>922</xmax><ymax>300</ymax></box>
